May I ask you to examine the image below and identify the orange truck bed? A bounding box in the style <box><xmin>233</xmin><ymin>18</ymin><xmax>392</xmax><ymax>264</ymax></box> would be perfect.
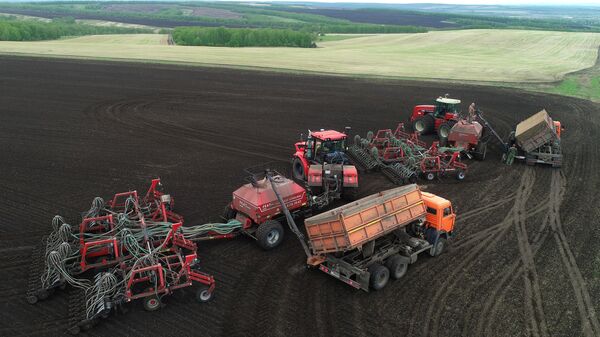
<box><xmin>305</xmin><ymin>184</ymin><xmax>426</xmax><ymax>255</ymax></box>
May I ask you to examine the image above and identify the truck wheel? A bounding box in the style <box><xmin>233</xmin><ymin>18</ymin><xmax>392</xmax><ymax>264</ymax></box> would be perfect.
<box><xmin>143</xmin><ymin>296</ymin><xmax>161</xmax><ymax>312</ymax></box>
<box><xmin>342</xmin><ymin>187</ymin><xmax>359</xmax><ymax>201</ymax></box>
<box><xmin>292</xmin><ymin>157</ymin><xmax>305</xmax><ymax>181</ymax></box>
<box><xmin>413</xmin><ymin>114</ymin><xmax>435</xmax><ymax>135</ymax></box>
<box><xmin>386</xmin><ymin>255</ymin><xmax>408</xmax><ymax>280</ymax></box>
<box><xmin>222</xmin><ymin>202</ymin><xmax>237</xmax><ymax>221</ymax></box>
<box><xmin>196</xmin><ymin>286</ymin><xmax>213</xmax><ymax>303</ymax></box>
<box><xmin>368</xmin><ymin>264</ymin><xmax>390</xmax><ymax>290</ymax></box>
<box><xmin>438</xmin><ymin>121</ymin><xmax>456</xmax><ymax>140</ymax></box>
<box><xmin>474</xmin><ymin>142</ymin><xmax>487</xmax><ymax>161</ymax></box>
<box><xmin>256</xmin><ymin>220</ymin><xmax>284</xmax><ymax>250</ymax></box>
<box><xmin>456</xmin><ymin>170</ymin><xmax>466</xmax><ymax>180</ymax></box>
<box><xmin>430</xmin><ymin>238</ymin><xmax>447</xmax><ymax>257</ymax></box>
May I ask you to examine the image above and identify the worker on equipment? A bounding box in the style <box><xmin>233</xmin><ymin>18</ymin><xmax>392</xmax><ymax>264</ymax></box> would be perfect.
<box><xmin>505</xmin><ymin>144</ymin><xmax>517</xmax><ymax>165</ymax></box>
<box><xmin>468</xmin><ymin>102</ymin><xmax>476</xmax><ymax>123</ymax></box>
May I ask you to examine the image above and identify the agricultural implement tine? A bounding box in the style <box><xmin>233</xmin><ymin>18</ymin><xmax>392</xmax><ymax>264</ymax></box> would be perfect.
<box><xmin>26</xmin><ymin>237</ymin><xmax>49</xmax><ymax>304</ymax></box>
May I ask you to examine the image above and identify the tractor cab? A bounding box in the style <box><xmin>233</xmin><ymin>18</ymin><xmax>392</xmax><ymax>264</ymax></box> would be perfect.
<box><xmin>292</xmin><ymin>129</ymin><xmax>359</xmax><ymax>200</ymax></box>
<box><xmin>303</xmin><ymin>130</ymin><xmax>349</xmax><ymax>165</ymax></box>
<box><xmin>434</xmin><ymin>97</ymin><xmax>461</xmax><ymax>119</ymax></box>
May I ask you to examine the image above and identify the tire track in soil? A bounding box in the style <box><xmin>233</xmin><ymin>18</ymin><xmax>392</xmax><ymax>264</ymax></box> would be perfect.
<box><xmin>512</xmin><ymin>168</ymin><xmax>549</xmax><ymax>337</ymax></box>
<box><xmin>476</xmin><ymin>104</ymin><xmax>599</xmax><ymax>337</ymax></box>
<box><xmin>422</xmin><ymin>167</ymin><xmax>536</xmax><ymax>337</ymax></box>
<box><xmin>86</xmin><ymin>96</ymin><xmax>290</xmax><ymax>162</ymax></box>
<box><xmin>547</xmin><ymin>170</ymin><xmax>600</xmax><ymax>337</ymax></box>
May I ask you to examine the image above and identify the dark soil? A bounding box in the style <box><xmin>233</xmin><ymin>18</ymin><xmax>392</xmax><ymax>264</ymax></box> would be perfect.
<box><xmin>0</xmin><ymin>56</ymin><xmax>599</xmax><ymax>337</ymax></box>
<box><xmin>0</xmin><ymin>8</ymin><xmax>246</xmax><ymax>28</ymax></box>
<box><xmin>280</xmin><ymin>8</ymin><xmax>458</xmax><ymax>28</ymax></box>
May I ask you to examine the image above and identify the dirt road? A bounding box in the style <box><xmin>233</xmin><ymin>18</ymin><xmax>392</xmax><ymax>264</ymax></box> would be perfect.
<box><xmin>0</xmin><ymin>56</ymin><xmax>598</xmax><ymax>336</ymax></box>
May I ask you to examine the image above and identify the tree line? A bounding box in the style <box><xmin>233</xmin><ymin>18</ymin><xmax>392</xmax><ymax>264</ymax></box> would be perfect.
<box><xmin>172</xmin><ymin>27</ymin><xmax>316</xmax><ymax>48</ymax></box>
<box><xmin>0</xmin><ymin>17</ymin><xmax>151</xmax><ymax>41</ymax></box>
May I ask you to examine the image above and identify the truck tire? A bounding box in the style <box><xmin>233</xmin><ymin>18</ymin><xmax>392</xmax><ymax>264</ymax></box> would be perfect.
<box><xmin>292</xmin><ymin>157</ymin><xmax>306</xmax><ymax>181</ymax></box>
<box><xmin>256</xmin><ymin>220</ymin><xmax>284</xmax><ymax>250</ymax></box>
<box><xmin>222</xmin><ymin>202</ymin><xmax>237</xmax><ymax>221</ymax></box>
<box><xmin>342</xmin><ymin>187</ymin><xmax>359</xmax><ymax>201</ymax></box>
<box><xmin>474</xmin><ymin>142</ymin><xmax>487</xmax><ymax>161</ymax></box>
<box><xmin>368</xmin><ymin>264</ymin><xmax>390</xmax><ymax>290</ymax></box>
<box><xmin>196</xmin><ymin>286</ymin><xmax>213</xmax><ymax>303</ymax></box>
<box><xmin>438</xmin><ymin>121</ymin><xmax>456</xmax><ymax>140</ymax></box>
<box><xmin>386</xmin><ymin>255</ymin><xmax>408</xmax><ymax>280</ymax></box>
<box><xmin>430</xmin><ymin>237</ymin><xmax>447</xmax><ymax>257</ymax></box>
<box><xmin>413</xmin><ymin>114</ymin><xmax>435</xmax><ymax>135</ymax></box>
<box><xmin>143</xmin><ymin>296</ymin><xmax>161</xmax><ymax>312</ymax></box>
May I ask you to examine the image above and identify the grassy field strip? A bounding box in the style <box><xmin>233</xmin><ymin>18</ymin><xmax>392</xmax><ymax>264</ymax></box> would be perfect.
<box><xmin>0</xmin><ymin>12</ymin><xmax>51</xmax><ymax>22</ymax></box>
<box><xmin>0</xmin><ymin>30</ymin><xmax>599</xmax><ymax>83</ymax></box>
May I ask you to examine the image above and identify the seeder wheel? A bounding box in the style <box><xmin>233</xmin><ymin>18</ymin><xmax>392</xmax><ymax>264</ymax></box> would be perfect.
<box><xmin>143</xmin><ymin>296</ymin><xmax>161</xmax><ymax>312</ymax></box>
<box><xmin>196</xmin><ymin>286</ymin><xmax>214</xmax><ymax>303</ymax></box>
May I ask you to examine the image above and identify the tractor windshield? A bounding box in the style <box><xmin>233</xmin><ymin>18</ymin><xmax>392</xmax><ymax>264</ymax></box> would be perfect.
<box><xmin>434</xmin><ymin>102</ymin><xmax>459</xmax><ymax>118</ymax></box>
<box><xmin>316</xmin><ymin>139</ymin><xmax>345</xmax><ymax>155</ymax></box>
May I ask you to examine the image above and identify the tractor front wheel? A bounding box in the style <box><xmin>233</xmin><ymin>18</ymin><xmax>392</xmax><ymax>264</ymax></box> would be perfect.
<box><xmin>256</xmin><ymin>220</ymin><xmax>284</xmax><ymax>250</ymax></box>
<box><xmin>413</xmin><ymin>114</ymin><xmax>435</xmax><ymax>135</ymax></box>
<box><xmin>292</xmin><ymin>157</ymin><xmax>306</xmax><ymax>181</ymax></box>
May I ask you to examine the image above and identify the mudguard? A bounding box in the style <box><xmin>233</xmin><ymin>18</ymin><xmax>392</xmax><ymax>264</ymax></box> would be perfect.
<box><xmin>342</xmin><ymin>165</ymin><xmax>358</xmax><ymax>187</ymax></box>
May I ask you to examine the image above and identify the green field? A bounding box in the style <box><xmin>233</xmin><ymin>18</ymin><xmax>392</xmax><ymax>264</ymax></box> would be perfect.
<box><xmin>0</xmin><ymin>29</ymin><xmax>599</xmax><ymax>83</ymax></box>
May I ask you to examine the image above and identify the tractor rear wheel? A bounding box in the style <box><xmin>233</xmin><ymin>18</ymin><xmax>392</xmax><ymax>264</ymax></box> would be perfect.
<box><xmin>386</xmin><ymin>255</ymin><xmax>408</xmax><ymax>280</ymax></box>
<box><xmin>413</xmin><ymin>114</ymin><xmax>435</xmax><ymax>135</ymax></box>
<box><xmin>438</xmin><ymin>121</ymin><xmax>456</xmax><ymax>140</ymax></box>
<box><xmin>474</xmin><ymin>142</ymin><xmax>487</xmax><ymax>161</ymax></box>
<box><xmin>342</xmin><ymin>187</ymin><xmax>359</xmax><ymax>201</ymax></box>
<box><xmin>292</xmin><ymin>157</ymin><xmax>305</xmax><ymax>181</ymax></box>
<box><xmin>256</xmin><ymin>220</ymin><xmax>284</xmax><ymax>250</ymax></box>
<box><xmin>368</xmin><ymin>263</ymin><xmax>390</xmax><ymax>290</ymax></box>
<box><xmin>222</xmin><ymin>202</ymin><xmax>237</xmax><ymax>221</ymax></box>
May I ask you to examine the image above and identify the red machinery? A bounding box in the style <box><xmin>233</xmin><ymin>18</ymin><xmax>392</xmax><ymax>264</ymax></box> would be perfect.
<box><xmin>410</xmin><ymin>95</ymin><xmax>461</xmax><ymax>138</ymax></box>
<box><xmin>223</xmin><ymin>170</ymin><xmax>335</xmax><ymax>250</ymax></box>
<box><xmin>292</xmin><ymin>129</ymin><xmax>359</xmax><ymax>200</ymax></box>
<box><xmin>27</xmin><ymin>180</ymin><xmax>216</xmax><ymax>335</ymax></box>
<box><xmin>420</xmin><ymin>144</ymin><xmax>467</xmax><ymax>181</ymax></box>
<box><xmin>439</xmin><ymin>109</ymin><xmax>509</xmax><ymax>160</ymax></box>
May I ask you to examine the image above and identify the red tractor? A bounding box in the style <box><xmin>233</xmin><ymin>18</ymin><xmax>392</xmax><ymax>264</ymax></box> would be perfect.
<box><xmin>410</xmin><ymin>96</ymin><xmax>461</xmax><ymax>139</ymax></box>
<box><xmin>292</xmin><ymin>129</ymin><xmax>359</xmax><ymax>201</ymax></box>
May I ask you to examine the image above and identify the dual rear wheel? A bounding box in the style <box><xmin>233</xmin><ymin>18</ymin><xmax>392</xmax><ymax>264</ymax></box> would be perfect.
<box><xmin>368</xmin><ymin>255</ymin><xmax>409</xmax><ymax>291</ymax></box>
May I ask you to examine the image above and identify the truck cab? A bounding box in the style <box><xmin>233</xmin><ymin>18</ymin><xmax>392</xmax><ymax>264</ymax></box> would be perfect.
<box><xmin>421</xmin><ymin>191</ymin><xmax>455</xmax><ymax>242</ymax></box>
<box><xmin>292</xmin><ymin>129</ymin><xmax>359</xmax><ymax>200</ymax></box>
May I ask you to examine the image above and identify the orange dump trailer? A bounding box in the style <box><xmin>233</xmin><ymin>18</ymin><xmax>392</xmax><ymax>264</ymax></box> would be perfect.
<box><xmin>305</xmin><ymin>184</ymin><xmax>426</xmax><ymax>255</ymax></box>
<box><xmin>302</xmin><ymin>184</ymin><xmax>456</xmax><ymax>292</ymax></box>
